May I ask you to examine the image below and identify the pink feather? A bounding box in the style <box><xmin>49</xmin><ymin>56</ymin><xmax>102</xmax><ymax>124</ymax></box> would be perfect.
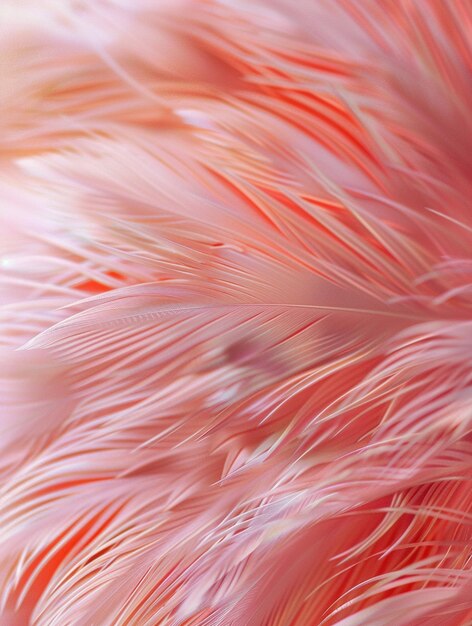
<box><xmin>1</xmin><ymin>1</ymin><xmax>471</xmax><ymax>624</ymax></box>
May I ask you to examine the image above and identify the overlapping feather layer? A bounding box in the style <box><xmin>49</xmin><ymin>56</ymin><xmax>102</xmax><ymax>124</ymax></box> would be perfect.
<box><xmin>0</xmin><ymin>1</ymin><xmax>471</xmax><ymax>624</ymax></box>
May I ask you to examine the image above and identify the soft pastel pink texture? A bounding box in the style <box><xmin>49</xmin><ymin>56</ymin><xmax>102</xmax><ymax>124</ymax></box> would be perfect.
<box><xmin>0</xmin><ymin>1</ymin><xmax>471</xmax><ymax>624</ymax></box>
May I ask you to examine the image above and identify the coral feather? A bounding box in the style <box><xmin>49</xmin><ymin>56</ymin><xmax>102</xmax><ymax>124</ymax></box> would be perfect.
<box><xmin>1</xmin><ymin>1</ymin><xmax>472</xmax><ymax>624</ymax></box>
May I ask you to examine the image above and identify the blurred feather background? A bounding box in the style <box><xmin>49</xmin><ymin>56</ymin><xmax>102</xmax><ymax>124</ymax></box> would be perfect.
<box><xmin>0</xmin><ymin>1</ymin><xmax>472</xmax><ymax>624</ymax></box>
